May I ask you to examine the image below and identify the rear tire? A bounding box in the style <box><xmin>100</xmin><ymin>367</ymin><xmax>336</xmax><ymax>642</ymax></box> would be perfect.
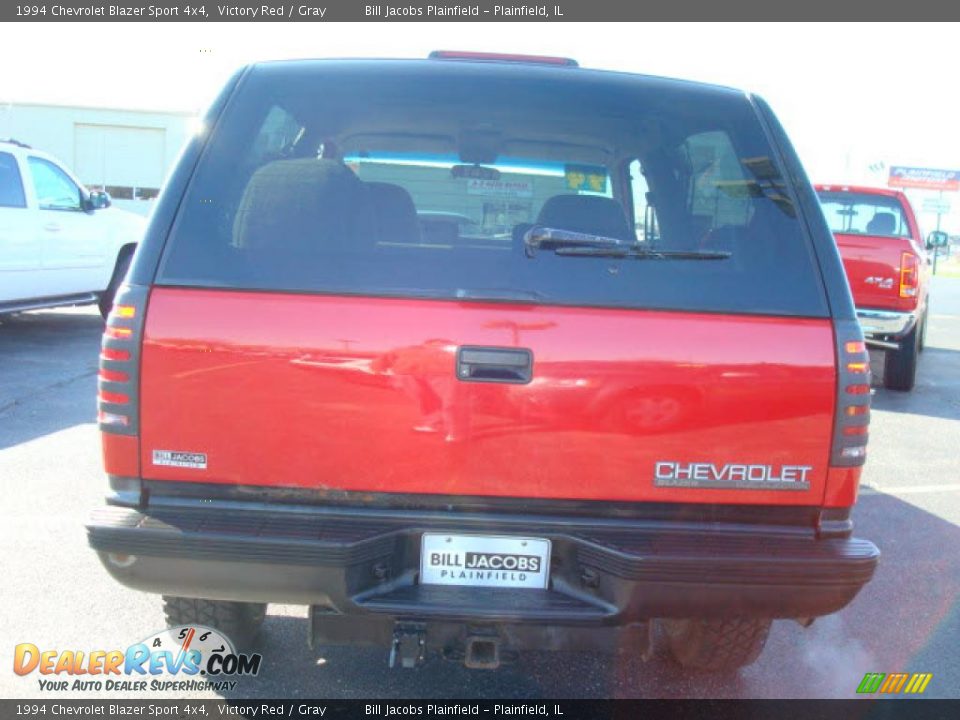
<box><xmin>161</xmin><ymin>596</ymin><xmax>266</xmax><ymax>651</ymax></box>
<box><xmin>98</xmin><ymin>250</ymin><xmax>133</xmax><ymax>319</ymax></box>
<box><xmin>660</xmin><ymin>618</ymin><xmax>771</xmax><ymax>671</ymax></box>
<box><xmin>883</xmin><ymin>321</ymin><xmax>920</xmax><ymax>391</ymax></box>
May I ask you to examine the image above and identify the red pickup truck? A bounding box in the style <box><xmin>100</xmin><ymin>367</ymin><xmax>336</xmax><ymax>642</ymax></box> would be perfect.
<box><xmin>86</xmin><ymin>54</ymin><xmax>879</xmax><ymax>673</ymax></box>
<box><xmin>816</xmin><ymin>185</ymin><xmax>931</xmax><ymax>390</ymax></box>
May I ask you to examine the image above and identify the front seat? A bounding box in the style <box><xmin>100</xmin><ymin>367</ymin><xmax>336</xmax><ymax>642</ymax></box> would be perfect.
<box><xmin>534</xmin><ymin>194</ymin><xmax>634</xmax><ymax>242</ymax></box>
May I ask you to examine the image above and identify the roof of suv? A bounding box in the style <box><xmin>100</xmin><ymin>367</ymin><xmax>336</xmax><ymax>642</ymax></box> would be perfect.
<box><xmin>247</xmin><ymin>57</ymin><xmax>747</xmax><ymax>99</ymax></box>
<box><xmin>0</xmin><ymin>138</ymin><xmax>32</xmax><ymax>150</ymax></box>
<box><xmin>0</xmin><ymin>140</ymin><xmax>69</xmax><ymax>166</ymax></box>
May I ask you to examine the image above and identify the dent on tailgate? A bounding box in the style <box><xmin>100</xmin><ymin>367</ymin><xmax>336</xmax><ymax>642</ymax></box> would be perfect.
<box><xmin>140</xmin><ymin>288</ymin><xmax>837</xmax><ymax>505</ymax></box>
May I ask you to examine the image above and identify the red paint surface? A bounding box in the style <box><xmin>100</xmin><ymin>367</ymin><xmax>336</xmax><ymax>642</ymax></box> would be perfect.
<box><xmin>102</xmin><ymin>433</ymin><xmax>139</xmax><ymax>478</ymax></box>
<box><xmin>138</xmin><ymin>288</ymin><xmax>839</xmax><ymax>505</ymax></box>
<box><xmin>823</xmin><ymin>466</ymin><xmax>862</xmax><ymax>508</ymax></box>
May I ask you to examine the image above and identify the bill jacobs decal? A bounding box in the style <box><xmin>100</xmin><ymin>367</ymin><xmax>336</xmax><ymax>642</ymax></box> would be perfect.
<box><xmin>152</xmin><ymin>450</ymin><xmax>207</xmax><ymax>470</ymax></box>
<box><xmin>654</xmin><ymin>461</ymin><xmax>812</xmax><ymax>490</ymax></box>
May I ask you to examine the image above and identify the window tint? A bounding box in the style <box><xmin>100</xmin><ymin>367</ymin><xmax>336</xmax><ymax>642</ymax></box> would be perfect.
<box><xmin>28</xmin><ymin>157</ymin><xmax>81</xmax><ymax>211</ymax></box>
<box><xmin>159</xmin><ymin>65</ymin><xmax>827</xmax><ymax>317</ymax></box>
<box><xmin>817</xmin><ymin>191</ymin><xmax>912</xmax><ymax>238</ymax></box>
<box><xmin>0</xmin><ymin>151</ymin><xmax>26</xmax><ymax>208</ymax></box>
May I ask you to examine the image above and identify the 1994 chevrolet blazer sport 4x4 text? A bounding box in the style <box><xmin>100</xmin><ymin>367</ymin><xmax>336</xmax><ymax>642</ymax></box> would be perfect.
<box><xmin>86</xmin><ymin>53</ymin><xmax>880</xmax><ymax>672</ymax></box>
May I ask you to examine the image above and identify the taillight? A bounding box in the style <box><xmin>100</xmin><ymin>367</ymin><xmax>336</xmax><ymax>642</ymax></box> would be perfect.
<box><xmin>831</xmin><ymin>320</ymin><xmax>871</xmax><ymax>466</ymax></box>
<box><xmin>99</xmin><ymin>285</ymin><xmax>147</xmax><ymax>435</ymax></box>
<box><xmin>899</xmin><ymin>252</ymin><xmax>919</xmax><ymax>298</ymax></box>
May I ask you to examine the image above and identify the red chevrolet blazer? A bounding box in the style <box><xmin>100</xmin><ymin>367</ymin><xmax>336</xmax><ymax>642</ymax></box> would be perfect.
<box><xmin>816</xmin><ymin>185</ymin><xmax>932</xmax><ymax>390</ymax></box>
<box><xmin>87</xmin><ymin>53</ymin><xmax>879</xmax><ymax>673</ymax></box>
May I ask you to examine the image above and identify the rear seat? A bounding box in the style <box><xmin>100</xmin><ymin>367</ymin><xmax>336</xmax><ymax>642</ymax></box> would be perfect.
<box><xmin>234</xmin><ymin>158</ymin><xmax>376</xmax><ymax>256</ymax></box>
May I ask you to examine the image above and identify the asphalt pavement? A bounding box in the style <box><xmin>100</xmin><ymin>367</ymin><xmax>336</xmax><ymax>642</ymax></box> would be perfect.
<box><xmin>1</xmin><ymin>278</ymin><xmax>958</xmax><ymax>700</ymax></box>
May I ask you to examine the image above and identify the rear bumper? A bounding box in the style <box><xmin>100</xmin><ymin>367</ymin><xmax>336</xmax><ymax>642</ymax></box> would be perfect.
<box><xmin>857</xmin><ymin>307</ymin><xmax>916</xmax><ymax>347</ymax></box>
<box><xmin>87</xmin><ymin>498</ymin><xmax>879</xmax><ymax>626</ymax></box>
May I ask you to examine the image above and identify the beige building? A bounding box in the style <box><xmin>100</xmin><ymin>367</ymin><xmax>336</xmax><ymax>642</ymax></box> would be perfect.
<box><xmin>0</xmin><ymin>102</ymin><xmax>195</xmax><ymax>216</ymax></box>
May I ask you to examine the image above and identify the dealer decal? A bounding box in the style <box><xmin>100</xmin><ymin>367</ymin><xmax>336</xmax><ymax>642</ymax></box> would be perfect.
<box><xmin>152</xmin><ymin>450</ymin><xmax>207</xmax><ymax>470</ymax></box>
<box><xmin>654</xmin><ymin>461</ymin><xmax>812</xmax><ymax>490</ymax></box>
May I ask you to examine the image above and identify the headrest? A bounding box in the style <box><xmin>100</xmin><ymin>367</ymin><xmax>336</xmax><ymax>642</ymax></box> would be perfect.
<box><xmin>233</xmin><ymin>159</ymin><xmax>373</xmax><ymax>252</ymax></box>
<box><xmin>536</xmin><ymin>194</ymin><xmax>633</xmax><ymax>242</ymax></box>
<box><xmin>367</xmin><ymin>182</ymin><xmax>421</xmax><ymax>244</ymax></box>
<box><xmin>866</xmin><ymin>212</ymin><xmax>897</xmax><ymax>236</ymax></box>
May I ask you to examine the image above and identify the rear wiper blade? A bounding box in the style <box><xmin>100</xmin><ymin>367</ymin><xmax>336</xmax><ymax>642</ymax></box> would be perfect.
<box><xmin>523</xmin><ymin>226</ymin><xmax>730</xmax><ymax>261</ymax></box>
<box><xmin>523</xmin><ymin>226</ymin><xmax>624</xmax><ymax>257</ymax></box>
<box><xmin>554</xmin><ymin>246</ymin><xmax>731</xmax><ymax>260</ymax></box>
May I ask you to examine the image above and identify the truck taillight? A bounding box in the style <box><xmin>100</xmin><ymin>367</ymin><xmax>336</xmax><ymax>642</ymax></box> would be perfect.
<box><xmin>831</xmin><ymin>320</ymin><xmax>871</xmax><ymax>467</ymax></box>
<box><xmin>99</xmin><ymin>285</ymin><xmax>147</xmax><ymax>436</ymax></box>
<box><xmin>899</xmin><ymin>252</ymin><xmax>919</xmax><ymax>298</ymax></box>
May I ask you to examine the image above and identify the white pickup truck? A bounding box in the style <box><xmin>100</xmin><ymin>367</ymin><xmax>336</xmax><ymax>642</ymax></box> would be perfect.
<box><xmin>0</xmin><ymin>139</ymin><xmax>145</xmax><ymax>318</ymax></box>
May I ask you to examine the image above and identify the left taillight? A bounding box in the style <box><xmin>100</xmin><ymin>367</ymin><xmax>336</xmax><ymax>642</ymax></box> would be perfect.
<box><xmin>98</xmin><ymin>285</ymin><xmax>147</xmax><ymax>435</ymax></box>
<box><xmin>899</xmin><ymin>252</ymin><xmax>920</xmax><ymax>298</ymax></box>
<box><xmin>831</xmin><ymin>321</ymin><xmax>872</xmax><ymax>466</ymax></box>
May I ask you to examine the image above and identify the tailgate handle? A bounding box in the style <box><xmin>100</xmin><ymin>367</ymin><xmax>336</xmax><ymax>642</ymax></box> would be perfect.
<box><xmin>457</xmin><ymin>346</ymin><xmax>533</xmax><ymax>384</ymax></box>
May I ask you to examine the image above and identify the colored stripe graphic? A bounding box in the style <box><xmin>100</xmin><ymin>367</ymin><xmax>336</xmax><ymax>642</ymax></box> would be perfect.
<box><xmin>904</xmin><ymin>673</ymin><xmax>933</xmax><ymax>694</ymax></box>
<box><xmin>857</xmin><ymin>672</ymin><xmax>932</xmax><ymax>694</ymax></box>
<box><xmin>879</xmin><ymin>673</ymin><xmax>908</xmax><ymax>693</ymax></box>
<box><xmin>857</xmin><ymin>673</ymin><xmax>885</xmax><ymax>693</ymax></box>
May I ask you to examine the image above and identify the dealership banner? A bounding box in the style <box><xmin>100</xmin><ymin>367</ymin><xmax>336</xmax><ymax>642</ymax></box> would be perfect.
<box><xmin>2</xmin><ymin>0</ymin><xmax>955</xmax><ymax>22</ymax></box>
<box><xmin>888</xmin><ymin>166</ymin><xmax>960</xmax><ymax>192</ymax></box>
<box><xmin>1</xmin><ymin>700</ymin><xmax>958</xmax><ymax>718</ymax></box>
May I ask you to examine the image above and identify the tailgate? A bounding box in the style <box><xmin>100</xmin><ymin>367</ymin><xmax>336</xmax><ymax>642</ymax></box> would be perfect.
<box><xmin>139</xmin><ymin>288</ymin><xmax>837</xmax><ymax>505</ymax></box>
<box><xmin>834</xmin><ymin>233</ymin><xmax>914</xmax><ymax>312</ymax></box>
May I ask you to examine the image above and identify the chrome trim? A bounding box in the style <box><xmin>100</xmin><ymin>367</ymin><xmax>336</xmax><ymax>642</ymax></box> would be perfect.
<box><xmin>856</xmin><ymin>308</ymin><xmax>916</xmax><ymax>338</ymax></box>
<box><xmin>865</xmin><ymin>338</ymin><xmax>900</xmax><ymax>351</ymax></box>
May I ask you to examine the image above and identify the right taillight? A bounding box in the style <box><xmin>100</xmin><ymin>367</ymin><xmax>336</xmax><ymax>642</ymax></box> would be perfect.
<box><xmin>831</xmin><ymin>321</ymin><xmax>871</xmax><ymax>466</ymax></box>
<box><xmin>98</xmin><ymin>285</ymin><xmax>147</xmax><ymax>435</ymax></box>
<box><xmin>899</xmin><ymin>252</ymin><xmax>919</xmax><ymax>298</ymax></box>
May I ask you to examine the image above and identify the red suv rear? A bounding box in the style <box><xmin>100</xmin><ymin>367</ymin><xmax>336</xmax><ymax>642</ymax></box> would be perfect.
<box><xmin>87</xmin><ymin>54</ymin><xmax>878</xmax><ymax>672</ymax></box>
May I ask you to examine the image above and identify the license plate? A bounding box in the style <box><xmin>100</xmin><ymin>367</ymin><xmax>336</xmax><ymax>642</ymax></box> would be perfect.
<box><xmin>420</xmin><ymin>533</ymin><xmax>551</xmax><ymax>589</ymax></box>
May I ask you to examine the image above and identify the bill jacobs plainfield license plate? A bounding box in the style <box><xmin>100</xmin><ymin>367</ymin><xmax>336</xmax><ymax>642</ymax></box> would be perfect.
<box><xmin>420</xmin><ymin>533</ymin><xmax>551</xmax><ymax>589</ymax></box>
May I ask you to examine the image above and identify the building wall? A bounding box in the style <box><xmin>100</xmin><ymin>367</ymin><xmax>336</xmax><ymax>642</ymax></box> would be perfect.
<box><xmin>0</xmin><ymin>103</ymin><xmax>195</xmax><ymax>216</ymax></box>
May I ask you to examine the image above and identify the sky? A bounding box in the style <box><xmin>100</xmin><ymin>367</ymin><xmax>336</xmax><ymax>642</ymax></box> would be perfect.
<box><xmin>2</xmin><ymin>21</ymin><xmax>959</xmax><ymax>230</ymax></box>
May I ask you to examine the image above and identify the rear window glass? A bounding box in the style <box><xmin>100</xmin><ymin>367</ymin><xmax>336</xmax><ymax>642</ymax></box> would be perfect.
<box><xmin>818</xmin><ymin>191</ymin><xmax>912</xmax><ymax>238</ymax></box>
<box><xmin>159</xmin><ymin>64</ymin><xmax>827</xmax><ymax>317</ymax></box>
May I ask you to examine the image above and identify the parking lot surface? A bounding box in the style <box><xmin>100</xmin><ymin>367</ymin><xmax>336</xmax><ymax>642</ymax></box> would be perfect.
<box><xmin>1</xmin><ymin>279</ymin><xmax>959</xmax><ymax>699</ymax></box>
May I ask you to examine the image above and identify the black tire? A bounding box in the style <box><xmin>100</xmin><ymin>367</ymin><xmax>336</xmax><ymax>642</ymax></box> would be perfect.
<box><xmin>660</xmin><ymin>618</ymin><xmax>772</xmax><ymax>671</ymax></box>
<box><xmin>162</xmin><ymin>596</ymin><xmax>266</xmax><ymax>651</ymax></box>
<box><xmin>98</xmin><ymin>250</ymin><xmax>133</xmax><ymax>319</ymax></box>
<box><xmin>883</xmin><ymin>321</ymin><xmax>920</xmax><ymax>392</ymax></box>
